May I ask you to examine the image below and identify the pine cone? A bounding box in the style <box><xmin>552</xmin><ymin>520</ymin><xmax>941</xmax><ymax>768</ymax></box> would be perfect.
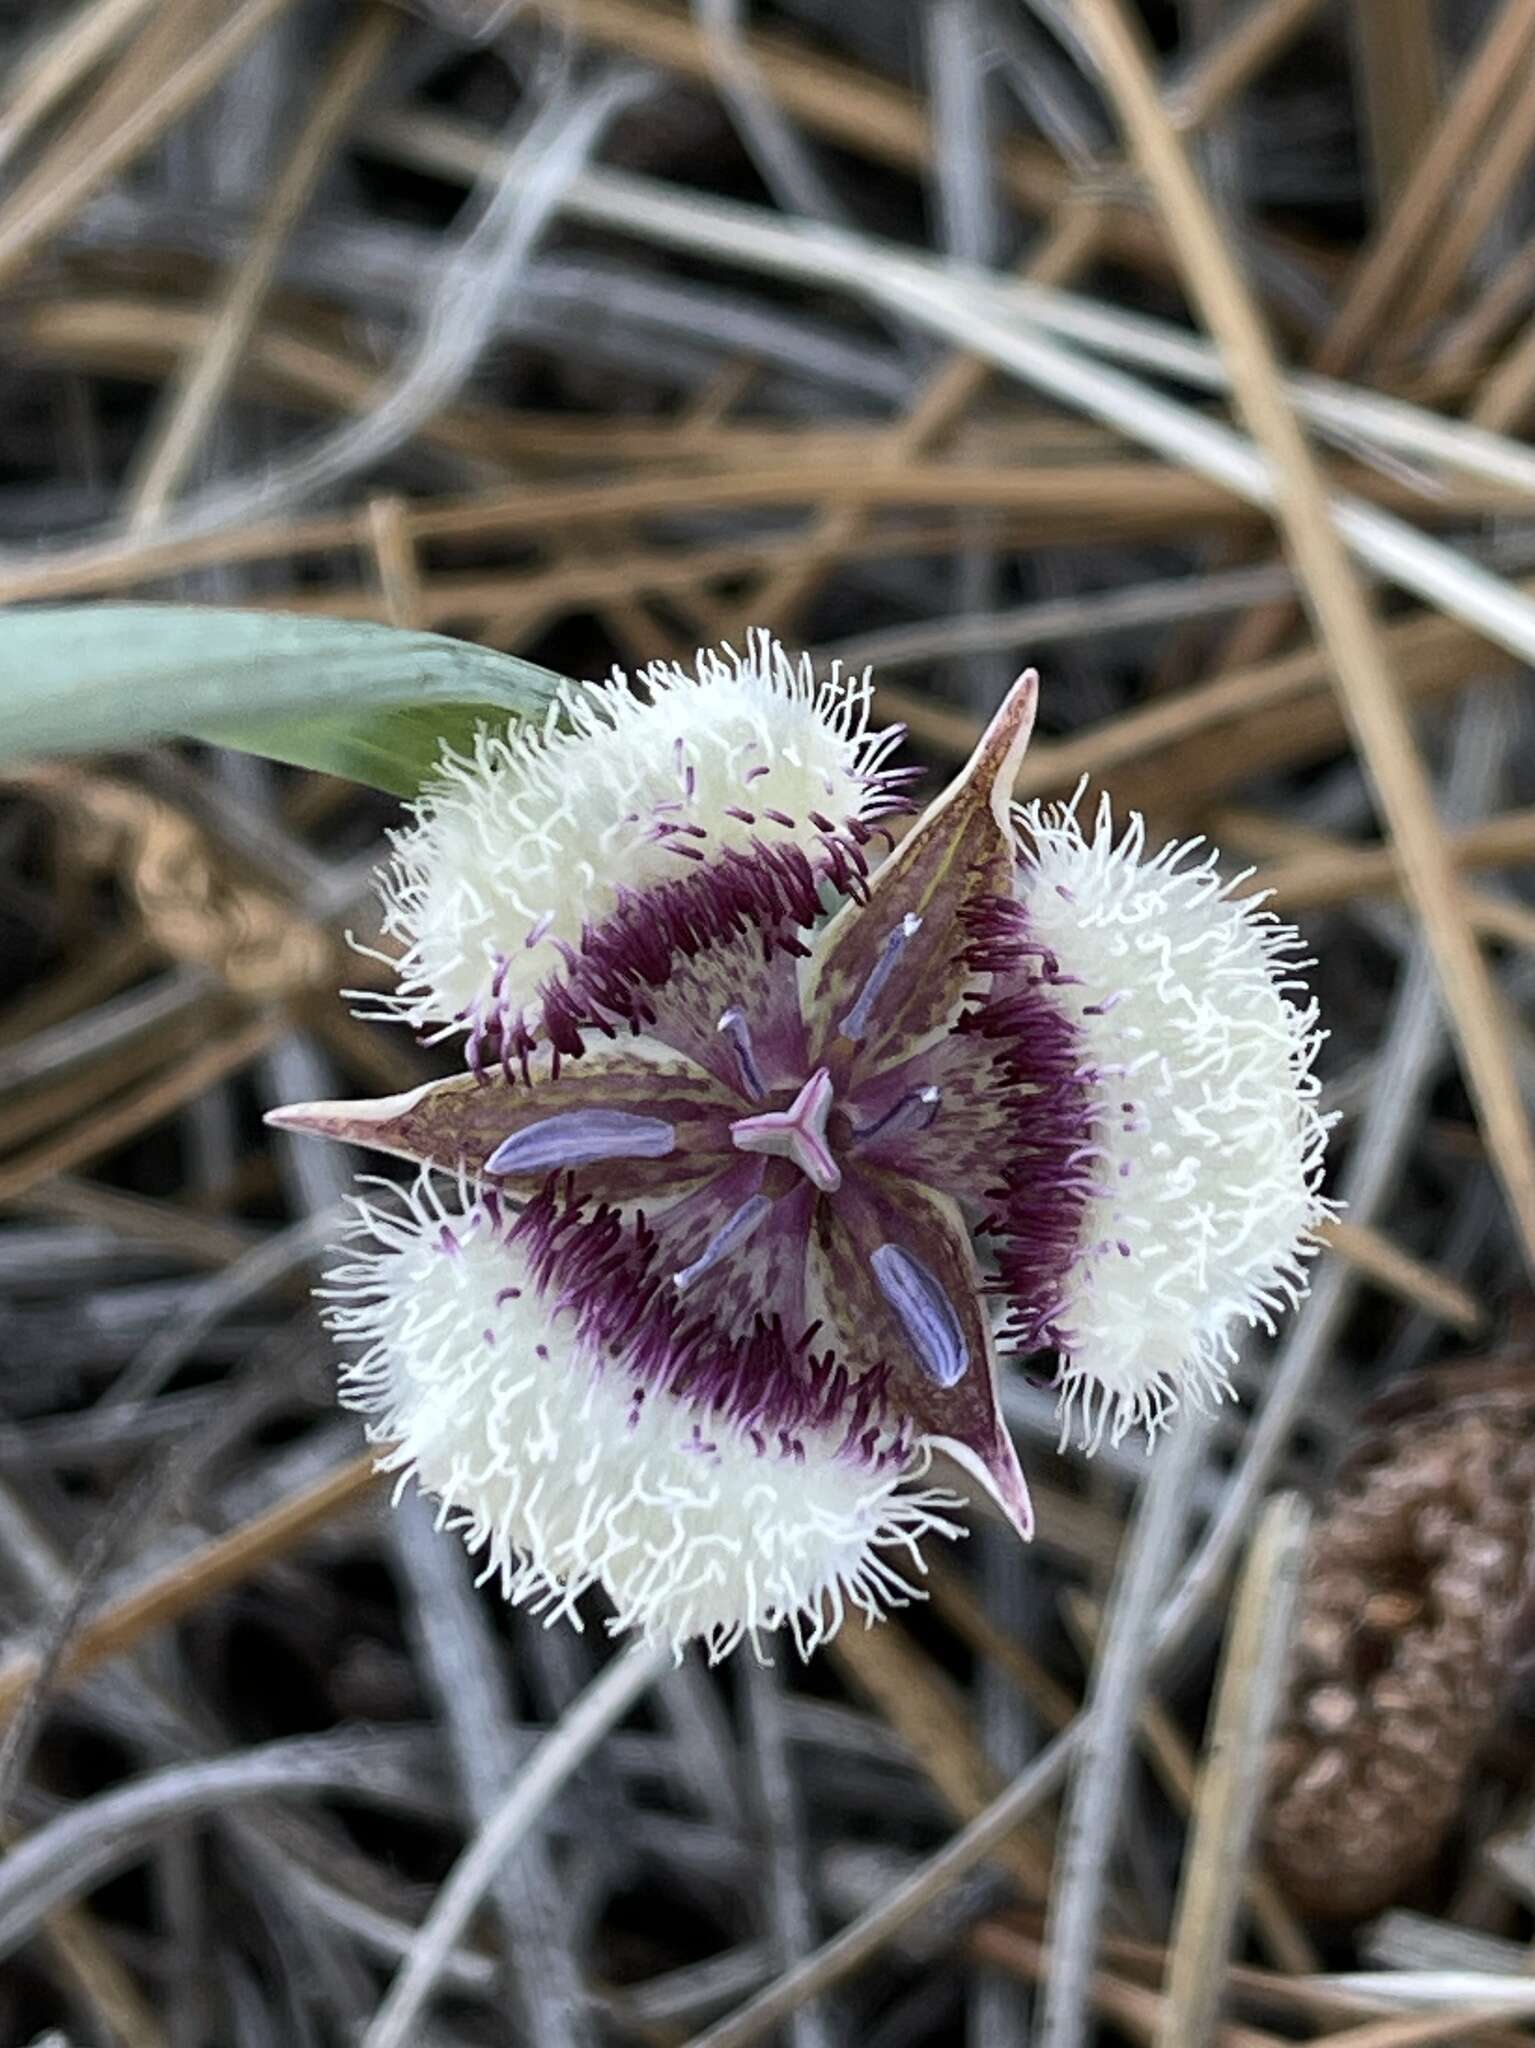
<box><xmin>1264</xmin><ymin>1358</ymin><xmax>1535</xmax><ymax>1919</ymax></box>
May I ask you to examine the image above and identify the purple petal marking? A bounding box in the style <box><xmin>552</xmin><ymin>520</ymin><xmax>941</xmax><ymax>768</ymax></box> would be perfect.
<box><xmin>870</xmin><ymin>1242</ymin><xmax>969</xmax><ymax>1388</ymax></box>
<box><xmin>512</xmin><ymin>1180</ymin><xmax>898</xmax><ymax>1470</ymax></box>
<box><xmin>955</xmin><ymin>893</ymin><xmax>1099</xmax><ymax>1352</ymax></box>
<box><xmin>674</xmin><ymin>1192</ymin><xmax>774</xmax><ymax>1292</ymax></box>
<box><xmin>485</xmin><ymin>1110</ymin><xmax>676</xmax><ymax>1176</ymax></box>
<box><xmin>840</xmin><ymin>913</ymin><xmax>922</xmax><ymax>1041</ymax></box>
<box><xmin>802</xmin><ymin>671</ymin><xmax>1038</xmax><ymax>1066</ymax></box>
<box><xmin>533</xmin><ymin>842</ymin><xmax>827</xmax><ymax>1067</ymax></box>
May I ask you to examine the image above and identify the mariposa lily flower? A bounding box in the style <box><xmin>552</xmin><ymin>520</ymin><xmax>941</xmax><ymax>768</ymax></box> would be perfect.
<box><xmin>271</xmin><ymin>635</ymin><xmax>1330</xmax><ymax>1658</ymax></box>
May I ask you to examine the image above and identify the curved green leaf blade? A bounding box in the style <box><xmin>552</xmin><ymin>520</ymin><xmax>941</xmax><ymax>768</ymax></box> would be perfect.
<box><xmin>198</xmin><ymin>703</ymin><xmax>527</xmax><ymax>798</ymax></box>
<box><xmin>0</xmin><ymin>605</ymin><xmax>567</xmax><ymax>795</ymax></box>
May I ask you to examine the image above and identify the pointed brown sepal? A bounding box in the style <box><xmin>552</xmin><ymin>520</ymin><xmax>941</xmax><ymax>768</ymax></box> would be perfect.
<box><xmin>803</xmin><ymin>671</ymin><xmax>1038</xmax><ymax>1073</ymax></box>
<box><xmin>810</xmin><ymin>1169</ymin><xmax>1033</xmax><ymax>1541</ymax></box>
<box><xmin>265</xmin><ymin>1040</ymin><xmax>739</xmax><ymax>1201</ymax></box>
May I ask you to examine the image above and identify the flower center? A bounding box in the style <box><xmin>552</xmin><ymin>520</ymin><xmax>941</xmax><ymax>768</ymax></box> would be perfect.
<box><xmin>729</xmin><ymin>1067</ymin><xmax>841</xmax><ymax>1192</ymax></box>
<box><xmin>717</xmin><ymin>915</ymin><xmax>939</xmax><ymax>1197</ymax></box>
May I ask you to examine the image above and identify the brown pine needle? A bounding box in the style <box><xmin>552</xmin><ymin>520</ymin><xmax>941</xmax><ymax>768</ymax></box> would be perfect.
<box><xmin>1317</xmin><ymin>0</ymin><xmax>1535</xmax><ymax>375</ymax></box>
<box><xmin>0</xmin><ymin>1452</ymin><xmax>380</xmax><ymax>1731</ymax></box>
<box><xmin>123</xmin><ymin>5</ymin><xmax>400</xmax><ymax>531</ymax></box>
<box><xmin>1075</xmin><ymin>0</ymin><xmax>1535</xmax><ymax>1286</ymax></box>
<box><xmin>0</xmin><ymin>0</ymin><xmax>298</xmax><ymax>293</ymax></box>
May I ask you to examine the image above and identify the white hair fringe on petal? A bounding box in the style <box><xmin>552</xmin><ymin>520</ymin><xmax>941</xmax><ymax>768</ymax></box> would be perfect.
<box><xmin>351</xmin><ymin>631</ymin><xmax>909</xmax><ymax>1046</ymax></box>
<box><xmin>319</xmin><ymin>1170</ymin><xmax>967</xmax><ymax>1662</ymax></box>
<box><xmin>1015</xmin><ymin>783</ymin><xmax>1337</xmax><ymax>1454</ymax></box>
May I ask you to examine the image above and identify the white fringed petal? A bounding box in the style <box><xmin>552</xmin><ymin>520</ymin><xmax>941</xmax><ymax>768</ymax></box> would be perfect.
<box><xmin>323</xmin><ymin>1177</ymin><xmax>965</xmax><ymax>1660</ymax></box>
<box><xmin>1015</xmin><ymin>792</ymin><xmax>1334</xmax><ymax>1450</ymax></box>
<box><xmin>364</xmin><ymin>633</ymin><xmax>905</xmax><ymax>1043</ymax></box>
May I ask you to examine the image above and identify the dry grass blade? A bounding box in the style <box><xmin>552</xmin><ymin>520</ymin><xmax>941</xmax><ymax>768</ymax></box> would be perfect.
<box><xmin>1062</xmin><ymin>1593</ymin><xmax>1316</xmax><ymax>1976</ymax></box>
<box><xmin>740</xmin><ymin>1658</ymin><xmax>834</xmax><ymax>2048</ymax></box>
<box><xmin>1311</xmin><ymin>2005</ymin><xmax>1535</xmax><ymax>2047</ymax></box>
<box><xmin>513</xmin><ymin>0</ymin><xmax>1164</xmax><ymax>272</ymax></box>
<box><xmin>352</xmin><ymin>111</ymin><xmax>1535</xmax><ymax>680</ymax></box>
<box><xmin>364</xmin><ymin>493</ymin><xmax>426</xmax><ymax>629</ymax></box>
<box><xmin>1039</xmin><ymin>1421</ymin><xmax>1206</xmax><ymax>2048</ymax></box>
<box><xmin>922</xmin><ymin>1552</ymin><xmax>1077</xmax><ymax>1731</ymax></box>
<box><xmin>1314</xmin><ymin>1223</ymin><xmax>1482</xmax><ymax>1337</ymax></box>
<box><xmin>1241</xmin><ymin>808</ymin><xmax>1535</xmax><ymax>954</ymax></box>
<box><xmin>0</xmin><ymin>0</ymin><xmax>161</xmax><ymax>171</ymax></box>
<box><xmin>1389</xmin><ymin>44</ymin><xmax>1535</xmax><ymax>350</ymax></box>
<box><xmin>682</xmin><ymin>1730</ymin><xmax>1087</xmax><ymax>2048</ymax></box>
<box><xmin>361</xmin><ymin>1639</ymin><xmax>670</xmax><ymax>2048</ymax></box>
<box><xmin>16</xmin><ymin>1176</ymin><xmax>255</xmax><ymax>1267</ymax></box>
<box><xmin>1234</xmin><ymin>805</ymin><xmax>1535</xmax><ymax>912</ymax></box>
<box><xmin>1472</xmin><ymin>310</ymin><xmax>1535</xmax><ymax>435</ymax></box>
<box><xmin>0</xmin><ymin>1010</ymin><xmax>289</xmax><ymax>1205</ymax></box>
<box><xmin>1317</xmin><ymin>0</ymin><xmax>1535</xmax><ymax>375</ymax></box>
<box><xmin>0</xmin><ymin>1728</ymin><xmax>436</xmax><ymax>1961</ymax></box>
<box><xmin>829</xmin><ymin>1622</ymin><xmax>1054</xmax><ymax>1899</ymax></box>
<box><xmin>1074</xmin><ymin>0</ymin><xmax>1535</xmax><ymax>1284</ymax></box>
<box><xmin>0</xmin><ymin>0</ymin><xmax>298</xmax><ymax>292</ymax></box>
<box><xmin>714</xmin><ymin>206</ymin><xmax>1104</xmax><ymax>644</ymax></box>
<box><xmin>1166</xmin><ymin>0</ymin><xmax>1328</xmax><ymax>132</ymax></box>
<box><xmin>969</xmin><ymin>1922</ymin><xmax>1286</xmax><ymax>2048</ymax></box>
<box><xmin>123</xmin><ymin>5</ymin><xmax>400</xmax><ymax>532</ymax></box>
<box><xmin>0</xmin><ymin>1452</ymin><xmax>379</xmax><ymax>1729</ymax></box>
<box><xmin>1154</xmin><ymin>1494</ymin><xmax>1311</xmax><ymax>2048</ymax></box>
<box><xmin>1347</xmin><ymin>0</ymin><xmax>1439</xmax><ymax>207</ymax></box>
<box><xmin>5</xmin><ymin>1812</ymin><xmax>171</xmax><ymax>2048</ymax></box>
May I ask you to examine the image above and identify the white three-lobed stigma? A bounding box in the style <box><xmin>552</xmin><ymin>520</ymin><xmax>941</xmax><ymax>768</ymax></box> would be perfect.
<box><xmin>1015</xmin><ymin>788</ymin><xmax>1336</xmax><ymax>1452</ymax></box>
<box><xmin>321</xmin><ymin>1174</ymin><xmax>967</xmax><ymax>1662</ymax></box>
<box><xmin>356</xmin><ymin>632</ymin><xmax>907</xmax><ymax>1047</ymax></box>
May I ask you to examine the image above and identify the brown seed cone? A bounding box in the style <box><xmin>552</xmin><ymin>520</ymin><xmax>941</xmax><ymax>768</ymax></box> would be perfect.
<box><xmin>1263</xmin><ymin>1357</ymin><xmax>1535</xmax><ymax>1920</ymax></box>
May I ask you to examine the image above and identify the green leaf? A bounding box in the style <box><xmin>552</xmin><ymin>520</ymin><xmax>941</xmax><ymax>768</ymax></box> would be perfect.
<box><xmin>0</xmin><ymin>605</ymin><xmax>567</xmax><ymax>795</ymax></box>
<box><xmin>197</xmin><ymin>702</ymin><xmax>529</xmax><ymax>798</ymax></box>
